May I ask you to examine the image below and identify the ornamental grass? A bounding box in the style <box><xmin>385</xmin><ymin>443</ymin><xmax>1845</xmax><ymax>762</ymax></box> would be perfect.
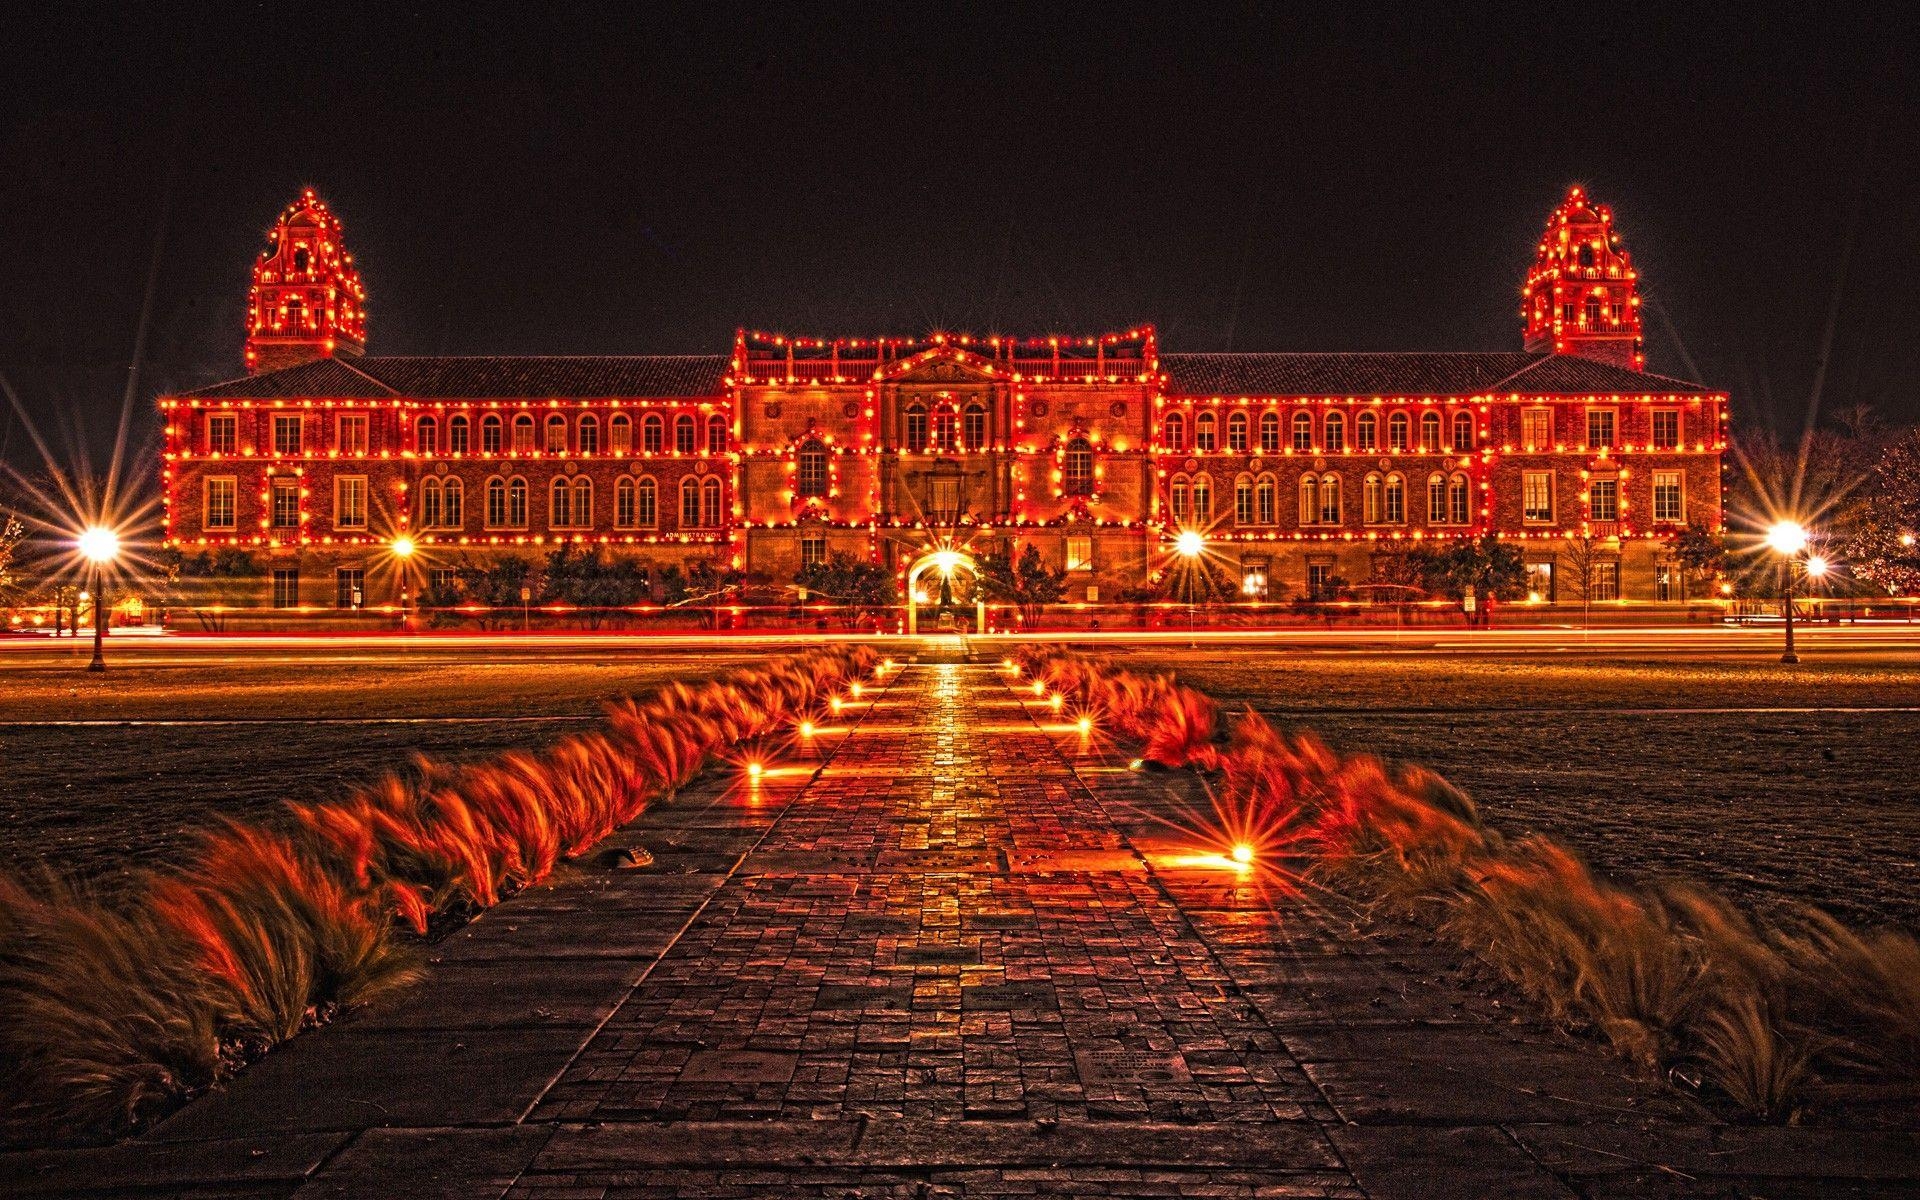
<box><xmin>1012</xmin><ymin>646</ymin><xmax>1920</xmax><ymax>1121</ymax></box>
<box><xmin>0</xmin><ymin>645</ymin><xmax>876</xmax><ymax>1146</ymax></box>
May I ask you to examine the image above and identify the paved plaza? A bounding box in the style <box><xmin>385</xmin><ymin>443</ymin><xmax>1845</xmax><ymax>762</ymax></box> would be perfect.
<box><xmin>6</xmin><ymin>648</ymin><xmax>1917</xmax><ymax>1197</ymax></box>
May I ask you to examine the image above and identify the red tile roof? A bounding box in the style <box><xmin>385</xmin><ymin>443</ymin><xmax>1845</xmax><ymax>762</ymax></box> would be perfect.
<box><xmin>1160</xmin><ymin>352</ymin><xmax>1713</xmax><ymax>397</ymax></box>
<box><xmin>184</xmin><ymin>355</ymin><xmax>731</xmax><ymax>400</ymax></box>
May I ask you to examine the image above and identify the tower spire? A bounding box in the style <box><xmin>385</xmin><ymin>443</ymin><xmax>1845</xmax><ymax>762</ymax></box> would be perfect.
<box><xmin>245</xmin><ymin>188</ymin><xmax>367</xmax><ymax>374</ymax></box>
<box><xmin>1521</xmin><ymin>185</ymin><xmax>1643</xmax><ymax>370</ymax></box>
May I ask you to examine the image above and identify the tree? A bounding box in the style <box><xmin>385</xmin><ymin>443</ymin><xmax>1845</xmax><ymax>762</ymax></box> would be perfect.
<box><xmin>1842</xmin><ymin>429</ymin><xmax>1920</xmax><ymax>596</ymax></box>
<box><xmin>676</xmin><ymin>556</ymin><xmax>742</xmax><ymax>628</ymax></box>
<box><xmin>976</xmin><ymin>541</ymin><xmax>1066</xmax><ymax>626</ymax></box>
<box><xmin>164</xmin><ymin>548</ymin><xmax>266</xmax><ymax>631</ymax></box>
<box><xmin>1665</xmin><ymin>523</ymin><xmax>1727</xmax><ymax>598</ymax></box>
<box><xmin>448</xmin><ymin>555</ymin><xmax>538</xmax><ymax>628</ymax></box>
<box><xmin>795</xmin><ymin>551</ymin><xmax>896</xmax><ymax>628</ymax></box>
<box><xmin>1557</xmin><ymin>535</ymin><xmax>1607</xmax><ymax>625</ymax></box>
<box><xmin>541</xmin><ymin>545</ymin><xmax>650</xmax><ymax>627</ymax></box>
<box><xmin>0</xmin><ymin>513</ymin><xmax>25</xmax><ymax>609</ymax></box>
<box><xmin>1369</xmin><ymin>536</ymin><xmax>1525</xmax><ymax>621</ymax></box>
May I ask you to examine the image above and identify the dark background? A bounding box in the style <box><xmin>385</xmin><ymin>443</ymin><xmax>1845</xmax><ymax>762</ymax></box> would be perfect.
<box><xmin>2</xmin><ymin>3</ymin><xmax>1915</xmax><ymax>488</ymax></box>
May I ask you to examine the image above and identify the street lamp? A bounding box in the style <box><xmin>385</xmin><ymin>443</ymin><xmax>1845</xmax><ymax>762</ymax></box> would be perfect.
<box><xmin>1765</xmin><ymin>521</ymin><xmax>1810</xmax><ymax>664</ymax></box>
<box><xmin>1175</xmin><ymin>530</ymin><xmax>1204</xmax><ymax>647</ymax></box>
<box><xmin>77</xmin><ymin>526</ymin><xmax>119</xmax><ymax>672</ymax></box>
<box><xmin>391</xmin><ymin>536</ymin><xmax>416</xmax><ymax>626</ymax></box>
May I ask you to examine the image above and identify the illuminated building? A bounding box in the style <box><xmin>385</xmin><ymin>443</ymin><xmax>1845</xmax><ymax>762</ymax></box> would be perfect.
<box><xmin>160</xmin><ymin>185</ymin><xmax>1725</xmax><ymax>612</ymax></box>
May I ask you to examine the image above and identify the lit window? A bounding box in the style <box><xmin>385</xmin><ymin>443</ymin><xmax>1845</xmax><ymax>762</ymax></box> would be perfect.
<box><xmin>271</xmin><ymin>477</ymin><xmax>300</xmax><ymax>528</ymax></box>
<box><xmin>1063</xmin><ymin>438</ymin><xmax>1094</xmax><ymax>496</ymax></box>
<box><xmin>1324</xmin><ymin>411</ymin><xmax>1345</xmax><ymax>453</ymax></box>
<box><xmin>932</xmin><ymin>404</ymin><xmax>958</xmax><ymax>452</ymax></box>
<box><xmin>1356</xmin><ymin>411</ymin><xmax>1378</xmax><ymax>452</ymax></box>
<box><xmin>905</xmin><ymin>404</ymin><xmax>928</xmax><ymax>452</ymax></box>
<box><xmin>273</xmin><ymin>414</ymin><xmax>303</xmax><ymax>456</ymax></box>
<box><xmin>1419</xmin><ymin>411</ymin><xmax>1442</xmax><ymax>452</ymax></box>
<box><xmin>204</xmin><ymin>477</ymin><xmax>237</xmax><ymax>530</ymax></box>
<box><xmin>207</xmin><ymin>413</ymin><xmax>238</xmax><ymax>454</ymax></box>
<box><xmin>701</xmin><ymin>477</ymin><xmax>723</xmax><ymax>526</ymax></box>
<box><xmin>415</xmin><ymin>415</ymin><xmax>438</xmax><ymax>456</ymax></box>
<box><xmin>1255</xmin><ymin>473</ymin><xmax>1276</xmax><ymax>524</ymax></box>
<box><xmin>1170</xmin><ymin>474</ymin><xmax>1190</xmax><ymax>522</ymax></box>
<box><xmin>1299</xmin><ymin>474</ymin><xmax>1319</xmax><ymax>525</ymax></box>
<box><xmin>963</xmin><ymin>404</ymin><xmax>987</xmax><ymax>451</ymax></box>
<box><xmin>545</xmin><ymin>414</ymin><xmax>568</xmax><ymax>454</ymax></box>
<box><xmin>801</xmin><ymin>535</ymin><xmax>826</xmax><ymax>567</ymax></box>
<box><xmin>797</xmin><ymin>440</ymin><xmax>829</xmax><ymax>497</ymax></box>
<box><xmin>680</xmin><ymin>477</ymin><xmax>700</xmax><ymax>526</ymax></box>
<box><xmin>578</xmin><ymin>415</ymin><xmax>599</xmax><ymax>455</ymax></box>
<box><xmin>480</xmin><ymin>414</ymin><xmax>502</xmax><ymax>455</ymax></box>
<box><xmin>1387</xmin><ymin>412</ymin><xmax>1409</xmax><ymax>452</ymax></box>
<box><xmin>1427</xmin><ymin>474</ymin><xmax>1448</xmax><ymax>523</ymax></box>
<box><xmin>1384</xmin><ymin>474</ymin><xmax>1405</xmax><ymax>524</ymax></box>
<box><xmin>1525</xmin><ymin>561</ymin><xmax>1554</xmax><ymax>601</ymax></box>
<box><xmin>1291</xmin><ymin>411</ymin><xmax>1313</xmax><ymax>452</ymax></box>
<box><xmin>1653</xmin><ymin>471</ymin><xmax>1683</xmax><ymax>523</ymax></box>
<box><xmin>1448</xmin><ymin>473</ymin><xmax>1470</xmax><ymax>525</ymax></box>
<box><xmin>419</xmin><ymin>479</ymin><xmax>442</xmax><ymax>529</ymax></box>
<box><xmin>635</xmin><ymin>476</ymin><xmax>656</xmax><ymax>527</ymax></box>
<box><xmin>1364</xmin><ymin>473</ymin><xmax>1383</xmax><ymax>524</ymax></box>
<box><xmin>1065</xmin><ymin>536</ymin><xmax>1092</xmax><ymax>572</ymax></box>
<box><xmin>1191</xmin><ymin>474</ymin><xmax>1212</xmax><ymax>521</ymax></box>
<box><xmin>1320</xmin><ymin>475</ymin><xmax>1342</xmax><ymax>525</ymax></box>
<box><xmin>1164</xmin><ymin>412</ymin><xmax>1187</xmax><ymax>452</ymax></box>
<box><xmin>1521</xmin><ymin>407</ymin><xmax>1552</xmax><ymax>450</ymax></box>
<box><xmin>610</xmin><ymin>414</ymin><xmax>632</xmax><ymax>454</ymax></box>
<box><xmin>449</xmin><ymin>414</ymin><xmax>470</xmax><ymax>455</ymax></box>
<box><xmin>334</xmin><ymin>475</ymin><xmax>367</xmax><ymax>529</ymax></box>
<box><xmin>1227</xmin><ymin>412</ymin><xmax>1249</xmax><ymax>453</ymax></box>
<box><xmin>337</xmin><ymin>413</ymin><xmax>369</xmax><ymax>455</ymax></box>
<box><xmin>1589</xmin><ymin>478</ymin><xmax>1619</xmax><ymax>522</ymax></box>
<box><xmin>1259</xmin><ymin>411</ymin><xmax>1281</xmax><ymax>454</ymax></box>
<box><xmin>1587</xmin><ymin>408</ymin><xmax>1616</xmax><ymax>448</ymax></box>
<box><xmin>929</xmin><ymin>475</ymin><xmax>960</xmax><ymax>521</ymax></box>
<box><xmin>615</xmin><ymin>477</ymin><xmax>637</xmax><ymax>528</ymax></box>
<box><xmin>1591</xmin><ymin>560</ymin><xmax>1620</xmax><ymax>601</ymax></box>
<box><xmin>1523</xmin><ymin>471</ymin><xmax>1554</xmax><ymax>523</ymax></box>
<box><xmin>441</xmin><ymin>478</ymin><xmax>463</xmax><ymax>528</ymax></box>
<box><xmin>512</xmin><ymin>414</ymin><xmax>535</xmax><ymax>453</ymax></box>
<box><xmin>707</xmin><ymin>415</ymin><xmax>728</xmax><ymax>454</ymax></box>
<box><xmin>507</xmin><ymin>476</ymin><xmax>528</xmax><ymax>526</ymax></box>
<box><xmin>642</xmin><ymin>414</ymin><xmax>664</xmax><ymax>454</ymax></box>
<box><xmin>1195</xmin><ymin>411</ymin><xmax>1217</xmax><ymax>452</ymax></box>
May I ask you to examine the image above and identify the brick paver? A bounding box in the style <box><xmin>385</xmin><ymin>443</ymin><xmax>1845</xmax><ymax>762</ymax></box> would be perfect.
<box><xmin>7</xmin><ymin>652</ymin><xmax>1917</xmax><ymax>1199</ymax></box>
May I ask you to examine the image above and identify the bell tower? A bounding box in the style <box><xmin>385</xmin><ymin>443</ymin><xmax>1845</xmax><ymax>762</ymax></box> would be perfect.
<box><xmin>245</xmin><ymin>188</ymin><xmax>367</xmax><ymax>374</ymax></box>
<box><xmin>1521</xmin><ymin>185</ymin><xmax>1643</xmax><ymax>370</ymax></box>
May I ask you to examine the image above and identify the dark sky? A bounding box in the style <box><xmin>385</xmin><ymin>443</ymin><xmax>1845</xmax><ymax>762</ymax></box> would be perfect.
<box><xmin>3</xmin><ymin>3</ymin><xmax>1917</xmax><ymax>481</ymax></box>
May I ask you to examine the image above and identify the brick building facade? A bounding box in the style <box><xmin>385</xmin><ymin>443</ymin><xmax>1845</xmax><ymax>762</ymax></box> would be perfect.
<box><xmin>160</xmin><ymin>187</ymin><xmax>1727</xmax><ymax>613</ymax></box>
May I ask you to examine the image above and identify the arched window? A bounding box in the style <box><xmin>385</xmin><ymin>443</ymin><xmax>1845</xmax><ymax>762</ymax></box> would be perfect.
<box><xmin>1063</xmin><ymin>437</ymin><xmax>1094</xmax><ymax>495</ymax></box>
<box><xmin>674</xmin><ymin>415</ymin><xmax>696</xmax><ymax>454</ymax></box>
<box><xmin>480</xmin><ymin>414</ymin><xmax>503</xmax><ymax>456</ymax></box>
<box><xmin>508</xmin><ymin>476</ymin><xmax>528</xmax><ymax>526</ymax></box>
<box><xmin>1164</xmin><ymin>412</ymin><xmax>1187</xmax><ymax>453</ymax></box>
<box><xmin>1384</xmin><ymin>473</ymin><xmax>1406</xmax><ymax>524</ymax></box>
<box><xmin>449</xmin><ymin>414</ymin><xmax>471</xmax><ymax>456</ymax></box>
<box><xmin>1227</xmin><ymin>411</ymin><xmax>1250</xmax><ymax>453</ymax></box>
<box><xmin>1387</xmin><ymin>412</ymin><xmax>1410</xmax><ymax>452</ymax></box>
<box><xmin>679</xmin><ymin>477</ymin><xmax>701</xmax><ymax>526</ymax></box>
<box><xmin>545</xmin><ymin>414</ymin><xmax>569</xmax><ymax>454</ymax></box>
<box><xmin>1256</xmin><ymin>473</ymin><xmax>1277</xmax><ymax>524</ymax></box>
<box><xmin>963</xmin><ymin>403</ymin><xmax>987</xmax><ymax>451</ymax></box>
<box><xmin>615</xmin><ymin>476</ymin><xmax>637</xmax><ymax>528</ymax></box>
<box><xmin>1292</xmin><ymin>411</ymin><xmax>1313</xmax><ymax>452</ymax></box>
<box><xmin>1428</xmin><ymin>474</ymin><xmax>1449</xmax><ymax>523</ymax></box>
<box><xmin>905</xmin><ymin>403</ymin><xmax>928</xmax><ymax>452</ymax></box>
<box><xmin>1319</xmin><ymin>475</ymin><xmax>1341</xmax><ymax>525</ymax></box>
<box><xmin>1234</xmin><ymin>474</ymin><xmax>1255</xmax><ymax>524</ymax></box>
<box><xmin>797</xmin><ymin>439</ymin><xmax>829</xmax><ymax>497</ymax></box>
<box><xmin>1195</xmin><ymin>411</ymin><xmax>1217</xmax><ymax>452</ymax></box>
<box><xmin>642</xmin><ymin>413</ymin><xmax>664</xmax><ymax>454</ymax></box>
<box><xmin>931</xmin><ymin>403</ymin><xmax>958</xmax><ymax>452</ymax></box>
<box><xmin>512</xmin><ymin>413</ymin><xmax>535</xmax><ymax>453</ymax></box>
<box><xmin>701</xmin><ymin>477</ymin><xmax>723</xmax><ymax>527</ymax></box>
<box><xmin>571</xmin><ymin>477</ymin><xmax>592</xmax><ymax>527</ymax></box>
<box><xmin>416</xmin><ymin>415</ymin><xmax>438</xmax><ymax>456</ymax></box>
<box><xmin>486</xmin><ymin>476</ymin><xmax>507</xmax><ymax>527</ymax></box>
<box><xmin>1364</xmin><ymin>473</ymin><xmax>1383</xmax><ymax>524</ymax></box>
<box><xmin>1325</xmin><ymin>411</ymin><xmax>1346</xmax><ymax>453</ymax></box>
<box><xmin>419</xmin><ymin>478</ymin><xmax>442</xmax><ymax>529</ymax></box>
<box><xmin>1299</xmin><ymin>475</ymin><xmax>1319</xmax><ymax>525</ymax></box>
<box><xmin>1170</xmin><ymin>473</ymin><xmax>1191</xmax><ymax>523</ymax></box>
<box><xmin>610</xmin><ymin>413</ymin><xmax>632</xmax><ymax>454</ymax></box>
<box><xmin>1259</xmin><ymin>410</ymin><xmax>1281</xmax><ymax>454</ymax></box>
<box><xmin>551</xmin><ymin>477</ymin><xmax>573</xmax><ymax>527</ymax></box>
<box><xmin>578</xmin><ymin>414</ymin><xmax>599</xmax><ymax>456</ymax></box>
<box><xmin>442</xmin><ymin>478</ymin><xmax>463</xmax><ymax>528</ymax></box>
<box><xmin>1356</xmin><ymin>410</ymin><xmax>1377</xmax><ymax>452</ymax></box>
<box><xmin>1449</xmin><ymin>473</ymin><xmax>1471</xmax><ymax>525</ymax></box>
<box><xmin>1451</xmin><ymin>411</ymin><xmax>1474</xmax><ymax>452</ymax></box>
<box><xmin>1191</xmin><ymin>473</ymin><xmax>1212</xmax><ymax>521</ymax></box>
<box><xmin>707</xmin><ymin>415</ymin><xmax>728</xmax><ymax>454</ymax></box>
<box><xmin>1420</xmin><ymin>411</ymin><xmax>1442</xmax><ymax>452</ymax></box>
<box><xmin>636</xmin><ymin>476</ymin><xmax>656</xmax><ymax>527</ymax></box>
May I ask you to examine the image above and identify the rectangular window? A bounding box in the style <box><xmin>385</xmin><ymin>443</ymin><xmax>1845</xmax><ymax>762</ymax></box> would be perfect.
<box><xmin>1241</xmin><ymin>560</ymin><xmax>1268</xmax><ymax>599</ymax></box>
<box><xmin>336</xmin><ymin>413</ymin><xmax>369</xmax><ymax>455</ymax></box>
<box><xmin>800</xmin><ymin>535</ymin><xmax>826</xmax><ymax>567</ymax></box>
<box><xmin>449</xmin><ymin>417</ymin><xmax>470</xmax><ymax>455</ymax></box>
<box><xmin>512</xmin><ymin>417</ymin><xmax>535</xmax><ymax>453</ymax></box>
<box><xmin>1522</xmin><ymin>407</ymin><xmax>1552</xmax><ymax>450</ymax></box>
<box><xmin>1306</xmin><ymin>561</ymin><xmax>1334</xmax><ymax>601</ymax></box>
<box><xmin>428</xmin><ymin>567</ymin><xmax>456</xmax><ymax>595</ymax></box>
<box><xmin>207</xmin><ymin>413</ymin><xmax>238</xmax><ymax>455</ymax></box>
<box><xmin>335</xmin><ymin>475</ymin><xmax>368</xmax><ymax>529</ymax></box>
<box><xmin>929</xmin><ymin>476</ymin><xmax>960</xmax><ymax>522</ymax></box>
<box><xmin>1653</xmin><ymin>470</ymin><xmax>1683</xmax><ymax>522</ymax></box>
<box><xmin>271</xmin><ymin>568</ymin><xmax>299</xmax><ymax>608</ymax></box>
<box><xmin>1065</xmin><ymin>536</ymin><xmax>1092</xmax><ymax>573</ymax></box>
<box><xmin>272</xmin><ymin>414</ymin><xmax>303</xmax><ymax>456</ymax></box>
<box><xmin>1652</xmin><ymin>409</ymin><xmax>1681</xmax><ymax>449</ymax></box>
<box><xmin>270</xmin><ymin>477</ymin><xmax>301</xmax><ymax>529</ymax></box>
<box><xmin>1589</xmin><ymin>478</ymin><xmax>1619</xmax><ymax>522</ymax></box>
<box><xmin>203</xmin><ymin>477</ymin><xmax>237</xmax><ymax>530</ymax></box>
<box><xmin>1524</xmin><ymin>560</ymin><xmax>1554</xmax><ymax>602</ymax></box>
<box><xmin>336</xmin><ymin>567</ymin><xmax>365</xmax><ymax>610</ymax></box>
<box><xmin>1592</xmin><ymin>561</ymin><xmax>1620</xmax><ymax>601</ymax></box>
<box><xmin>545</xmin><ymin>418</ymin><xmax>568</xmax><ymax>454</ymax></box>
<box><xmin>578</xmin><ymin>419</ymin><xmax>599</xmax><ymax>455</ymax></box>
<box><xmin>1522</xmin><ymin>471</ymin><xmax>1554</xmax><ymax>523</ymax></box>
<box><xmin>1228</xmin><ymin>417</ymin><xmax>1248</xmax><ymax>453</ymax></box>
<box><xmin>1586</xmin><ymin>408</ymin><xmax>1616</xmax><ymax>449</ymax></box>
<box><xmin>1195</xmin><ymin>416</ymin><xmax>1216</xmax><ymax>452</ymax></box>
<box><xmin>611</xmin><ymin>418</ymin><xmax>632</xmax><ymax>454</ymax></box>
<box><xmin>1655</xmin><ymin>563</ymin><xmax>1677</xmax><ymax>602</ymax></box>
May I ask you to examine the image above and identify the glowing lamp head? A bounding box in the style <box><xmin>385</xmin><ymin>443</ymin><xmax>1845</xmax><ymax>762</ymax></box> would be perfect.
<box><xmin>391</xmin><ymin>536</ymin><xmax>416</xmax><ymax>559</ymax></box>
<box><xmin>932</xmin><ymin>548</ymin><xmax>961</xmax><ymax>577</ymax></box>
<box><xmin>849</xmin><ymin>682</ymin><xmax>864</xmax><ymax>698</ymax></box>
<box><xmin>746</xmin><ymin>761</ymin><xmax>763</xmax><ymax>778</ymax></box>
<box><xmin>1031</xmin><ymin>680</ymin><xmax>1045</xmax><ymax>696</ymax></box>
<box><xmin>1902</xmin><ymin>533</ymin><xmax>1917</xmax><ymax>548</ymax></box>
<box><xmin>77</xmin><ymin>526</ymin><xmax>119</xmax><ymax>564</ymax></box>
<box><xmin>1765</xmin><ymin>521</ymin><xmax>1809</xmax><ymax>557</ymax></box>
<box><xmin>1805</xmin><ymin>555</ymin><xmax>1830</xmax><ymax>579</ymax></box>
<box><xmin>1047</xmin><ymin>693</ymin><xmax>1064</xmax><ymax>712</ymax></box>
<box><xmin>1175</xmin><ymin>530</ymin><xmax>1204</xmax><ymax>559</ymax></box>
<box><xmin>1230</xmin><ymin>844</ymin><xmax>1255</xmax><ymax>866</ymax></box>
<box><xmin>829</xmin><ymin>696</ymin><xmax>845</xmax><ymax>714</ymax></box>
<box><xmin>798</xmin><ymin>720</ymin><xmax>816</xmax><ymax>738</ymax></box>
<box><xmin>1076</xmin><ymin>716</ymin><xmax>1093</xmax><ymax>734</ymax></box>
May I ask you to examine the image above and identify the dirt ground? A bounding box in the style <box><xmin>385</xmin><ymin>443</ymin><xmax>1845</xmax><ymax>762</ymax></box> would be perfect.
<box><xmin>1121</xmin><ymin>649</ymin><xmax>1920</xmax><ymax>932</ymax></box>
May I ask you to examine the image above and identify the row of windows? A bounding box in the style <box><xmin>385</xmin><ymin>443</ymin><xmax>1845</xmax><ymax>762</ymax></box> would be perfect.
<box><xmin>1180</xmin><ymin>471</ymin><xmax>1474</xmax><ymax>527</ymax></box>
<box><xmin>208</xmin><ymin>411</ymin><xmax>730</xmax><ymax>458</ymax></box>
<box><xmin>1163</xmin><ymin>409</ymin><xmax>1476</xmax><ymax>455</ymax></box>
<box><xmin>902</xmin><ymin>402</ymin><xmax>990</xmax><ymax>453</ymax></box>
<box><xmin>201</xmin><ymin>474</ymin><xmax>725</xmax><ymax>532</ymax></box>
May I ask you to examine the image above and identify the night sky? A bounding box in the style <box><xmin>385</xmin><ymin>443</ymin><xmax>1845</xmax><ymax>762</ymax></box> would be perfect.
<box><xmin>3</xmin><ymin>4</ymin><xmax>1916</xmax><ymax>483</ymax></box>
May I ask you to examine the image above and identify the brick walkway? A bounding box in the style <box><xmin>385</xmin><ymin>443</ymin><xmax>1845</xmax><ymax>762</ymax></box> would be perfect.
<box><xmin>7</xmin><ymin>654</ymin><xmax>1917</xmax><ymax>1198</ymax></box>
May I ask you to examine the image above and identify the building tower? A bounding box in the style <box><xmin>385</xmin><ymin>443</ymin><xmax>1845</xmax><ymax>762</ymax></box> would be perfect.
<box><xmin>1521</xmin><ymin>185</ymin><xmax>1643</xmax><ymax>370</ymax></box>
<box><xmin>244</xmin><ymin>188</ymin><xmax>367</xmax><ymax>374</ymax></box>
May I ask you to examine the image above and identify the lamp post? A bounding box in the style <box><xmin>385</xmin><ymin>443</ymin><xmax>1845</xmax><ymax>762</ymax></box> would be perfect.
<box><xmin>1765</xmin><ymin>521</ymin><xmax>1810</xmax><ymax>664</ymax></box>
<box><xmin>77</xmin><ymin>526</ymin><xmax>119</xmax><ymax>673</ymax></box>
<box><xmin>1175</xmin><ymin>530</ymin><xmax>1204</xmax><ymax>648</ymax></box>
<box><xmin>391</xmin><ymin>536</ymin><xmax>416</xmax><ymax>628</ymax></box>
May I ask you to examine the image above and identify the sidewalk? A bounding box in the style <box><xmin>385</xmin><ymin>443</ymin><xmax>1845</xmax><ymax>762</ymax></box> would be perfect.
<box><xmin>4</xmin><ymin>656</ymin><xmax>1915</xmax><ymax>1197</ymax></box>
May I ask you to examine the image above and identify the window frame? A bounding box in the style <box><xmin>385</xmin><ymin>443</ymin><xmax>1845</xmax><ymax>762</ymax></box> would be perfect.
<box><xmin>204</xmin><ymin>475</ymin><xmax>237</xmax><ymax>530</ymax></box>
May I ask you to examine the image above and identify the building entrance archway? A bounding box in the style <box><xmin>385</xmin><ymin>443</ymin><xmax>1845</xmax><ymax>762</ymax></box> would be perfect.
<box><xmin>903</xmin><ymin>547</ymin><xmax>986</xmax><ymax>636</ymax></box>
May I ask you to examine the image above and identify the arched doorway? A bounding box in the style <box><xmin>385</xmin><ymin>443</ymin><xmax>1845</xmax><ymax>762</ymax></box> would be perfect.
<box><xmin>903</xmin><ymin>547</ymin><xmax>986</xmax><ymax>636</ymax></box>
